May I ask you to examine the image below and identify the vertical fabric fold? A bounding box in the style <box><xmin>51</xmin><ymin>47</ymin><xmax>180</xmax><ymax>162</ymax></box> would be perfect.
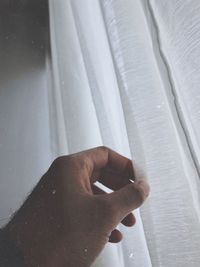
<box><xmin>48</xmin><ymin>0</ymin><xmax>123</xmax><ymax>266</ymax></box>
<box><xmin>149</xmin><ymin>0</ymin><xmax>200</xmax><ymax>174</ymax></box>
<box><xmin>48</xmin><ymin>0</ymin><xmax>102</xmax><ymax>156</ymax></box>
<box><xmin>70</xmin><ymin>1</ymin><xmax>154</xmax><ymax>266</ymax></box>
<box><xmin>101</xmin><ymin>0</ymin><xmax>200</xmax><ymax>266</ymax></box>
<box><xmin>48</xmin><ymin>0</ymin><xmax>200</xmax><ymax>266</ymax></box>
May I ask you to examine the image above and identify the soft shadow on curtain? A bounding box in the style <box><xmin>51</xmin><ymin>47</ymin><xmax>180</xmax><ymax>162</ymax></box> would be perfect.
<box><xmin>48</xmin><ymin>0</ymin><xmax>200</xmax><ymax>266</ymax></box>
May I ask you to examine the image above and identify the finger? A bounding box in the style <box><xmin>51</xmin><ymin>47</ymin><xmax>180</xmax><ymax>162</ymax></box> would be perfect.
<box><xmin>84</xmin><ymin>146</ymin><xmax>134</xmax><ymax>177</ymax></box>
<box><xmin>121</xmin><ymin>213</ymin><xmax>136</xmax><ymax>227</ymax></box>
<box><xmin>109</xmin><ymin>229</ymin><xmax>123</xmax><ymax>243</ymax></box>
<box><xmin>106</xmin><ymin>180</ymin><xmax>150</xmax><ymax>222</ymax></box>
<box><xmin>84</xmin><ymin>146</ymin><xmax>135</xmax><ymax>186</ymax></box>
<box><xmin>92</xmin><ymin>184</ymin><xmax>106</xmax><ymax>195</ymax></box>
<box><xmin>92</xmin><ymin>185</ymin><xmax>136</xmax><ymax>227</ymax></box>
<box><xmin>98</xmin><ymin>168</ymin><xmax>133</xmax><ymax>191</ymax></box>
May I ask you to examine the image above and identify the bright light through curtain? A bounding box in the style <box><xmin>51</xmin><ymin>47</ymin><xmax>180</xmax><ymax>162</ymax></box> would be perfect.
<box><xmin>0</xmin><ymin>0</ymin><xmax>200</xmax><ymax>266</ymax></box>
<box><xmin>48</xmin><ymin>0</ymin><xmax>200</xmax><ymax>266</ymax></box>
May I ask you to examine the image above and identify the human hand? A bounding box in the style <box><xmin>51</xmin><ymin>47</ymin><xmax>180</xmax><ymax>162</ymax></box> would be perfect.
<box><xmin>5</xmin><ymin>147</ymin><xmax>150</xmax><ymax>267</ymax></box>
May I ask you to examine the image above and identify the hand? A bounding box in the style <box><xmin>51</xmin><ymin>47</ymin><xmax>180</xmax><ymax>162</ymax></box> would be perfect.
<box><xmin>4</xmin><ymin>146</ymin><xmax>150</xmax><ymax>267</ymax></box>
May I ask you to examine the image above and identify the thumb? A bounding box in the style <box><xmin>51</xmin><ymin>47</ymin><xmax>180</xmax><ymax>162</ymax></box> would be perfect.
<box><xmin>107</xmin><ymin>180</ymin><xmax>150</xmax><ymax>221</ymax></box>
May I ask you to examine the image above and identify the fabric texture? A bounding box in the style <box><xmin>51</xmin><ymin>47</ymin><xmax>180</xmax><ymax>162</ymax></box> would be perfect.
<box><xmin>0</xmin><ymin>0</ymin><xmax>200</xmax><ymax>266</ymax></box>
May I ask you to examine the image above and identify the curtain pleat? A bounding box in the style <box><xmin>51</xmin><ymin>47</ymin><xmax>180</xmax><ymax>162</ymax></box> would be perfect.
<box><xmin>48</xmin><ymin>0</ymin><xmax>153</xmax><ymax>266</ymax></box>
<box><xmin>48</xmin><ymin>0</ymin><xmax>102</xmax><ymax>156</ymax></box>
<box><xmin>1</xmin><ymin>0</ymin><xmax>200</xmax><ymax>266</ymax></box>
<box><xmin>149</xmin><ymin>0</ymin><xmax>200</xmax><ymax>173</ymax></box>
<box><xmin>48</xmin><ymin>0</ymin><xmax>200</xmax><ymax>266</ymax></box>
<box><xmin>100</xmin><ymin>0</ymin><xmax>200</xmax><ymax>266</ymax></box>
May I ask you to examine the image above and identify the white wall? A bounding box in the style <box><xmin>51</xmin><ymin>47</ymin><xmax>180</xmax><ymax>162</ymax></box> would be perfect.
<box><xmin>0</xmin><ymin>1</ymin><xmax>52</xmax><ymax>226</ymax></box>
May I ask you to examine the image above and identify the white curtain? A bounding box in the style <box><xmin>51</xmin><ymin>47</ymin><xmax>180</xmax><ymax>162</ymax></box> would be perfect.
<box><xmin>1</xmin><ymin>0</ymin><xmax>200</xmax><ymax>266</ymax></box>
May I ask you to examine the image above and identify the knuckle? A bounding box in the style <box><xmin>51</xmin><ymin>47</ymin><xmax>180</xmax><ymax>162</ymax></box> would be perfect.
<box><xmin>52</xmin><ymin>155</ymin><xmax>69</xmax><ymax>167</ymax></box>
<box><xmin>97</xmin><ymin>146</ymin><xmax>109</xmax><ymax>153</ymax></box>
<box><xmin>50</xmin><ymin>156</ymin><xmax>72</xmax><ymax>174</ymax></box>
<box><xmin>82</xmin><ymin>155</ymin><xmax>90</xmax><ymax>166</ymax></box>
<box><xmin>77</xmin><ymin>156</ymin><xmax>90</xmax><ymax>171</ymax></box>
<box><xmin>52</xmin><ymin>153</ymin><xmax>91</xmax><ymax>173</ymax></box>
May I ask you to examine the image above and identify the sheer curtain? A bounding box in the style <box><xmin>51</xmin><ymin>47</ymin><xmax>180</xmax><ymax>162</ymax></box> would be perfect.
<box><xmin>1</xmin><ymin>0</ymin><xmax>200</xmax><ymax>266</ymax></box>
<box><xmin>48</xmin><ymin>0</ymin><xmax>200</xmax><ymax>266</ymax></box>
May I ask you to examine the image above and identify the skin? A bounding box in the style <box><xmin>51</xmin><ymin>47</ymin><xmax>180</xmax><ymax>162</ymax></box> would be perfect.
<box><xmin>3</xmin><ymin>146</ymin><xmax>150</xmax><ymax>267</ymax></box>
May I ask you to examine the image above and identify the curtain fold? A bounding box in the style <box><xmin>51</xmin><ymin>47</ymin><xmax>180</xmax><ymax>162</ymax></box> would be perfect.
<box><xmin>1</xmin><ymin>0</ymin><xmax>200</xmax><ymax>266</ymax></box>
<box><xmin>48</xmin><ymin>0</ymin><xmax>200</xmax><ymax>266</ymax></box>
<box><xmin>149</xmin><ymin>0</ymin><xmax>200</xmax><ymax>173</ymax></box>
<box><xmin>48</xmin><ymin>1</ymin><xmax>152</xmax><ymax>266</ymax></box>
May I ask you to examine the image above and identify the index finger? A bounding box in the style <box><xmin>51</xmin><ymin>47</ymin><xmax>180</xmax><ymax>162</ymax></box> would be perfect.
<box><xmin>83</xmin><ymin>146</ymin><xmax>135</xmax><ymax>183</ymax></box>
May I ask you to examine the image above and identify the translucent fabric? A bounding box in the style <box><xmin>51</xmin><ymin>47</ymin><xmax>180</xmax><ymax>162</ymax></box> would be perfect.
<box><xmin>0</xmin><ymin>0</ymin><xmax>200</xmax><ymax>266</ymax></box>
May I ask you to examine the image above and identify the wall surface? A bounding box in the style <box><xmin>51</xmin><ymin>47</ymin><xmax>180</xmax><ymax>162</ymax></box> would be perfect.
<box><xmin>0</xmin><ymin>0</ymin><xmax>51</xmax><ymax>226</ymax></box>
